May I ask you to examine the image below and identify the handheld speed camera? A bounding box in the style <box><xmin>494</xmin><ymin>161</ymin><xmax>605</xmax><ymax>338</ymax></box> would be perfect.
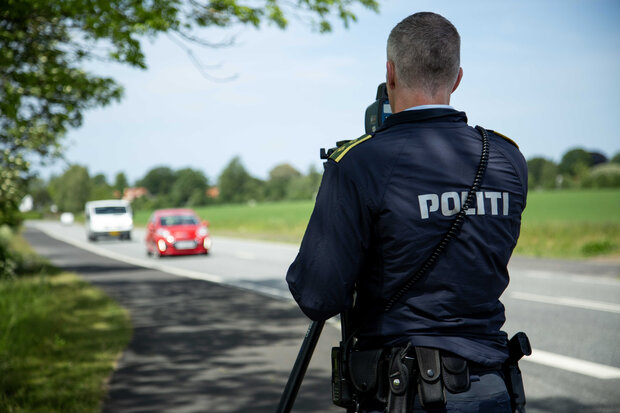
<box><xmin>320</xmin><ymin>82</ymin><xmax>392</xmax><ymax>160</ymax></box>
<box><xmin>364</xmin><ymin>82</ymin><xmax>392</xmax><ymax>133</ymax></box>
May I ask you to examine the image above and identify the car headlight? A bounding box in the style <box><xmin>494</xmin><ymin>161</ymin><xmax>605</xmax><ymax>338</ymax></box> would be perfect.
<box><xmin>156</xmin><ymin>228</ymin><xmax>175</xmax><ymax>243</ymax></box>
<box><xmin>197</xmin><ymin>226</ymin><xmax>208</xmax><ymax>237</ymax></box>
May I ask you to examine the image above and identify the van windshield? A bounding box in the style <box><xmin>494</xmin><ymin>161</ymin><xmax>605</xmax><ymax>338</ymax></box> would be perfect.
<box><xmin>94</xmin><ymin>206</ymin><xmax>127</xmax><ymax>214</ymax></box>
<box><xmin>160</xmin><ymin>215</ymin><xmax>198</xmax><ymax>226</ymax></box>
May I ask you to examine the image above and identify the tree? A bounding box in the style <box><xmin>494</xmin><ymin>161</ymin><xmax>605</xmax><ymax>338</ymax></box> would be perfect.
<box><xmin>49</xmin><ymin>164</ymin><xmax>91</xmax><ymax>213</ymax></box>
<box><xmin>0</xmin><ymin>0</ymin><xmax>379</xmax><ymax>226</ymax></box>
<box><xmin>137</xmin><ymin>166</ymin><xmax>175</xmax><ymax>196</ymax></box>
<box><xmin>286</xmin><ymin>164</ymin><xmax>322</xmax><ymax>200</ymax></box>
<box><xmin>611</xmin><ymin>152</ymin><xmax>620</xmax><ymax>164</ymax></box>
<box><xmin>265</xmin><ymin>163</ymin><xmax>301</xmax><ymax>200</ymax></box>
<box><xmin>170</xmin><ymin>168</ymin><xmax>209</xmax><ymax>206</ymax></box>
<box><xmin>527</xmin><ymin>157</ymin><xmax>558</xmax><ymax>190</ymax></box>
<box><xmin>114</xmin><ymin>172</ymin><xmax>129</xmax><ymax>197</ymax></box>
<box><xmin>90</xmin><ymin>173</ymin><xmax>115</xmax><ymax>200</ymax></box>
<box><xmin>590</xmin><ymin>151</ymin><xmax>608</xmax><ymax>167</ymax></box>
<box><xmin>27</xmin><ymin>177</ymin><xmax>52</xmax><ymax>212</ymax></box>
<box><xmin>218</xmin><ymin>156</ymin><xmax>262</xmax><ymax>203</ymax></box>
<box><xmin>558</xmin><ymin>148</ymin><xmax>592</xmax><ymax>177</ymax></box>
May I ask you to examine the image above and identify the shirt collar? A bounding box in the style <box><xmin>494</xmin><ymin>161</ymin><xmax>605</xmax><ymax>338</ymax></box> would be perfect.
<box><xmin>405</xmin><ymin>104</ymin><xmax>455</xmax><ymax>111</ymax></box>
<box><xmin>377</xmin><ymin>107</ymin><xmax>467</xmax><ymax>132</ymax></box>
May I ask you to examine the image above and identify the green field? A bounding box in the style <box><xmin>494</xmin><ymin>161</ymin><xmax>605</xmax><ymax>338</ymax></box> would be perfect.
<box><xmin>134</xmin><ymin>201</ymin><xmax>315</xmax><ymax>244</ymax></box>
<box><xmin>134</xmin><ymin>189</ymin><xmax>620</xmax><ymax>259</ymax></box>
<box><xmin>515</xmin><ymin>189</ymin><xmax>619</xmax><ymax>258</ymax></box>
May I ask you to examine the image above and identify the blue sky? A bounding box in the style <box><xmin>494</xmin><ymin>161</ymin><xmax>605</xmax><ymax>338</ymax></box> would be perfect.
<box><xmin>42</xmin><ymin>0</ymin><xmax>620</xmax><ymax>184</ymax></box>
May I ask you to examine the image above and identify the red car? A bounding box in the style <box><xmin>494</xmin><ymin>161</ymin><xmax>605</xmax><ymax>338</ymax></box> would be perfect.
<box><xmin>146</xmin><ymin>208</ymin><xmax>212</xmax><ymax>257</ymax></box>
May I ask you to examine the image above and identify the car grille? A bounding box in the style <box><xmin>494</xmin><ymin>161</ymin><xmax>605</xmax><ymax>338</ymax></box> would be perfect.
<box><xmin>174</xmin><ymin>240</ymin><xmax>197</xmax><ymax>250</ymax></box>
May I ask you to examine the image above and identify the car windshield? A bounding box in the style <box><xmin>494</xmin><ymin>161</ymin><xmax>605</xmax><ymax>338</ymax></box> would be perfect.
<box><xmin>94</xmin><ymin>206</ymin><xmax>127</xmax><ymax>214</ymax></box>
<box><xmin>160</xmin><ymin>215</ymin><xmax>199</xmax><ymax>226</ymax></box>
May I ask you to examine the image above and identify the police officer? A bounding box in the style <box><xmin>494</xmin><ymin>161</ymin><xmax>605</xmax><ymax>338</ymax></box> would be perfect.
<box><xmin>286</xmin><ymin>11</ymin><xmax>527</xmax><ymax>413</ymax></box>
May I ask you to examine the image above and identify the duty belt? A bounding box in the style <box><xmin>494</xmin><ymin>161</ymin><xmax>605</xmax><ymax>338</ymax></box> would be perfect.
<box><xmin>346</xmin><ymin>345</ymin><xmax>484</xmax><ymax>413</ymax></box>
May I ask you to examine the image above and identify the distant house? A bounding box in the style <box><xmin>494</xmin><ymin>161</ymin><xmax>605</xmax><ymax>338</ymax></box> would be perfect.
<box><xmin>123</xmin><ymin>187</ymin><xmax>149</xmax><ymax>202</ymax></box>
<box><xmin>206</xmin><ymin>186</ymin><xmax>219</xmax><ymax>199</ymax></box>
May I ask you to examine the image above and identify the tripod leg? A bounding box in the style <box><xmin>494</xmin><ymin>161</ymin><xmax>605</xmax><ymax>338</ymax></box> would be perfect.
<box><xmin>276</xmin><ymin>320</ymin><xmax>326</xmax><ymax>413</ymax></box>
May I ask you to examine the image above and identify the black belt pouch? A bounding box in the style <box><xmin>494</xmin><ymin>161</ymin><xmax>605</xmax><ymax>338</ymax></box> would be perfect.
<box><xmin>348</xmin><ymin>349</ymin><xmax>387</xmax><ymax>402</ymax></box>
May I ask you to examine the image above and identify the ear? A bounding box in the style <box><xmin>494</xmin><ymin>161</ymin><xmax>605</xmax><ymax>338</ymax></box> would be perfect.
<box><xmin>451</xmin><ymin>67</ymin><xmax>463</xmax><ymax>93</ymax></box>
<box><xmin>386</xmin><ymin>60</ymin><xmax>397</xmax><ymax>91</ymax></box>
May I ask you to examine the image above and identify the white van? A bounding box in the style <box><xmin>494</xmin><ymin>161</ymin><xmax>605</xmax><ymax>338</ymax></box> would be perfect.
<box><xmin>85</xmin><ymin>200</ymin><xmax>133</xmax><ymax>241</ymax></box>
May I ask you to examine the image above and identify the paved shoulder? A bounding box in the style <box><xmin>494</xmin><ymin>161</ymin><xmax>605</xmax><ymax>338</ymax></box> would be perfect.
<box><xmin>23</xmin><ymin>227</ymin><xmax>341</xmax><ymax>413</ymax></box>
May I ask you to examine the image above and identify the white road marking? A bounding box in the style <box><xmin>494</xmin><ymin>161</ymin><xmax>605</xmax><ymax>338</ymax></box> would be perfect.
<box><xmin>526</xmin><ymin>349</ymin><xmax>620</xmax><ymax>379</ymax></box>
<box><xmin>234</xmin><ymin>251</ymin><xmax>258</xmax><ymax>260</ymax></box>
<box><xmin>511</xmin><ymin>291</ymin><xmax>620</xmax><ymax>314</ymax></box>
<box><xmin>522</xmin><ymin>270</ymin><xmax>620</xmax><ymax>286</ymax></box>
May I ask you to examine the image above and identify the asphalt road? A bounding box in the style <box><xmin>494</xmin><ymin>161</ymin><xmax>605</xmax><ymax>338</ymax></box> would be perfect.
<box><xmin>25</xmin><ymin>221</ymin><xmax>620</xmax><ymax>412</ymax></box>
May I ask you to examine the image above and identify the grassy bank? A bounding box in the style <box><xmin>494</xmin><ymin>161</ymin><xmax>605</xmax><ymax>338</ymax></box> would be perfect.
<box><xmin>132</xmin><ymin>189</ymin><xmax>619</xmax><ymax>259</ymax></box>
<box><xmin>0</xmin><ymin>232</ymin><xmax>132</xmax><ymax>413</ymax></box>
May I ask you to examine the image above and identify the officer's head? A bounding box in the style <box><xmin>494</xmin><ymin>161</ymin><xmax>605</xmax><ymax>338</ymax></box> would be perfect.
<box><xmin>386</xmin><ymin>12</ymin><xmax>462</xmax><ymax>111</ymax></box>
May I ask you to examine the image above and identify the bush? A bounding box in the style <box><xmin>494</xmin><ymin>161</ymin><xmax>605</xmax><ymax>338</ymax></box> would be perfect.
<box><xmin>582</xmin><ymin>163</ymin><xmax>620</xmax><ymax>188</ymax></box>
<box><xmin>0</xmin><ymin>226</ymin><xmax>57</xmax><ymax>279</ymax></box>
<box><xmin>581</xmin><ymin>240</ymin><xmax>617</xmax><ymax>256</ymax></box>
<box><xmin>0</xmin><ymin>226</ymin><xmax>17</xmax><ymax>279</ymax></box>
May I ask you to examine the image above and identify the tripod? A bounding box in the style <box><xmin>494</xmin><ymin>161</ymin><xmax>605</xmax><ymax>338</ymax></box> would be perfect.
<box><xmin>275</xmin><ymin>320</ymin><xmax>325</xmax><ymax>413</ymax></box>
<box><xmin>276</xmin><ymin>311</ymin><xmax>356</xmax><ymax>413</ymax></box>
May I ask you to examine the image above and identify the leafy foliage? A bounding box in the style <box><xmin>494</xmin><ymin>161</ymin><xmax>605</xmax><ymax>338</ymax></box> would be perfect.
<box><xmin>582</xmin><ymin>163</ymin><xmax>620</xmax><ymax>188</ymax></box>
<box><xmin>0</xmin><ymin>0</ymin><xmax>379</xmax><ymax>227</ymax></box>
<box><xmin>137</xmin><ymin>166</ymin><xmax>175</xmax><ymax>196</ymax></box>
<box><xmin>114</xmin><ymin>172</ymin><xmax>129</xmax><ymax>196</ymax></box>
<box><xmin>170</xmin><ymin>167</ymin><xmax>209</xmax><ymax>206</ymax></box>
<box><xmin>265</xmin><ymin>163</ymin><xmax>301</xmax><ymax>200</ymax></box>
<box><xmin>558</xmin><ymin>148</ymin><xmax>593</xmax><ymax>177</ymax></box>
<box><xmin>48</xmin><ymin>165</ymin><xmax>91</xmax><ymax>213</ymax></box>
<box><xmin>218</xmin><ymin>156</ymin><xmax>262</xmax><ymax>203</ymax></box>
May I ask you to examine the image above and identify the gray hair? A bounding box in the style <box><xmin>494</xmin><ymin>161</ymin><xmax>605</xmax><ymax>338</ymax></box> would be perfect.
<box><xmin>387</xmin><ymin>12</ymin><xmax>461</xmax><ymax>94</ymax></box>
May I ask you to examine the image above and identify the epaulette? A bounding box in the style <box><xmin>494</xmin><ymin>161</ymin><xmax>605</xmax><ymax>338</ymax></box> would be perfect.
<box><xmin>489</xmin><ymin>129</ymin><xmax>519</xmax><ymax>149</ymax></box>
<box><xmin>329</xmin><ymin>134</ymin><xmax>373</xmax><ymax>162</ymax></box>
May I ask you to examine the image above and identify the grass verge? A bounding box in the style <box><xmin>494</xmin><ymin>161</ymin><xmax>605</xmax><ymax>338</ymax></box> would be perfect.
<box><xmin>0</xmin><ymin>232</ymin><xmax>132</xmax><ymax>413</ymax></box>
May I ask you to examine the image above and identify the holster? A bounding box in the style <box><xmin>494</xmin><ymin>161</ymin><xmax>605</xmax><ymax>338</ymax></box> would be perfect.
<box><xmin>386</xmin><ymin>346</ymin><xmax>416</xmax><ymax>413</ymax></box>
<box><xmin>502</xmin><ymin>332</ymin><xmax>531</xmax><ymax>413</ymax></box>
<box><xmin>331</xmin><ymin>345</ymin><xmax>356</xmax><ymax>409</ymax></box>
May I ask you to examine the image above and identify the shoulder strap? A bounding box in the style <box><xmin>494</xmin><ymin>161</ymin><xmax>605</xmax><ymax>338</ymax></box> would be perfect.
<box><xmin>383</xmin><ymin>126</ymin><xmax>490</xmax><ymax>312</ymax></box>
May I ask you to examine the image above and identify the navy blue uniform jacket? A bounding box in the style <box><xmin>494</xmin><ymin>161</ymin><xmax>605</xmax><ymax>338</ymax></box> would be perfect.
<box><xmin>286</xmin><ymin>108</ymin><xmax>528</xmax><ymax>366</ymax></box>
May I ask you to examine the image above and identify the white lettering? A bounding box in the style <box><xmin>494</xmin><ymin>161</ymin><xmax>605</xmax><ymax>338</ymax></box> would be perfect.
<box><xmin>441</xmin><ymin>192</ymin><xmax>460</xmax><ymax>216</ymax></box>
<box><xmin>485</xmin><ymin>192</ymin><xmax>502</xmax><ymax>215</ymax></box>
<box><xmin>476</xmin><ymin>192</ymin><xmax>485</xmax><ymax>215</ymax></box>
<box><xmin>418</xmin><ymin>194</ymin><xmax>439</xmax><ymax>219</ymax></box>
<box><xmin>418</xmin><ymin>191</ymin><xmax>511</xmax><ymax>219</ymax></box>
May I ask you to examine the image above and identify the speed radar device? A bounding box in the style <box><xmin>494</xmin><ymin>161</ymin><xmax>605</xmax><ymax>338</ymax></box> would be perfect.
<box><xmin>320</xmin><ymin>83</ymin><xmax>392</xmax><ymax>160</ymax></box>
<box><xmin>364</xmin><ymin>82</ymin><xmax>392</xmax><ymax>133</ymax></box>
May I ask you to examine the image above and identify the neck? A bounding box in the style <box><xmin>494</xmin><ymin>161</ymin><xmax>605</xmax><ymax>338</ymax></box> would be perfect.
<box><xmin>390</xmin><ymin>87</ymin><xmax>451</xmax><ymax>113</ymax></box>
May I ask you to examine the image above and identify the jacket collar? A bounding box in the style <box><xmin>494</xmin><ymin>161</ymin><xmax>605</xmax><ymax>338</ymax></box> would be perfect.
<box><xmin>377</xmin><ymin>108</ymin><xmax>468</xmax><ymax>133</ymax></box>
